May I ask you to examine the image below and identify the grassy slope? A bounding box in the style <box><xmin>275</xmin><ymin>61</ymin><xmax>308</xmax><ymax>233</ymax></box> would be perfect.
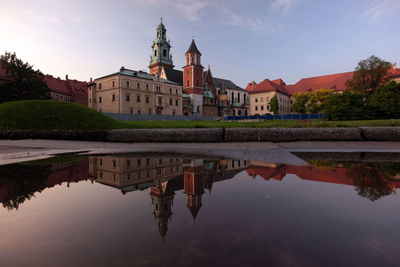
<box><xmin>0</xmin><ymin>100</ymin><xmax>399</xmax><ymax>130</ymax></box>
<box><xmin>0</xmin><ymin>100</ymin><xmax>122</xmax><ymax>130</ymax></box>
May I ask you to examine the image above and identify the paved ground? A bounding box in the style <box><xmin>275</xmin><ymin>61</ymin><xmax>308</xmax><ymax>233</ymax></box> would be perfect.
<box><xmin>0</xmin><ymin>140</ymin><xmax>400</xmax><ymax>166</ymax></box>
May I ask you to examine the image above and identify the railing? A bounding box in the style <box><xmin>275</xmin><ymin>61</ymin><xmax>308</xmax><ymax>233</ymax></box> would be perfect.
<box><xmin>223</xmin><ymin>114</ymin><xmax>324</xmax><ymax>121</ymax></box>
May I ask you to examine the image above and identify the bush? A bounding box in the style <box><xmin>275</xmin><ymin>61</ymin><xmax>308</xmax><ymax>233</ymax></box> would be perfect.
<box><xmin>323</xmin><ymin>91</ymin><xmax>369</xmax><ymax>120</ymax></box>
<box><xmin>369</xmin><ymin>81</ymin><xmax>400</xmax><ymax>118</ymax></box>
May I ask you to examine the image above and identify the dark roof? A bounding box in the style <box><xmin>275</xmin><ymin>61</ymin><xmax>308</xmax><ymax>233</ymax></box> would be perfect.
<box><xmin>164</xmin><ymin>68</ymin><xmax>183</xmax><ymax>85</ymax></box>
<box><xmin>213</xmin><ymin>77</ymin><xmax>245</xmax><ymax>91</ymax></box>
<box><xmin>186</xmin><ymin>39</ymin><xmax>201</xmax><ymax>55</ymax></box>
<box><xmin>95</xmin><ymin>68</ymin><xmax>179</xmax><ymax>85</ymax></box>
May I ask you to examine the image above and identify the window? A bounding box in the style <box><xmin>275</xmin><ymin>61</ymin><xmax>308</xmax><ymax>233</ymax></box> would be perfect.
<box><xmin>255</xmin><ymin>98</ymin><xmax>258</xmax><ymax>103</ymax></box>
<box><xmin>89</xmin><ymin>98</ymin><xmax>91</xmax><ymax>103</ymax></box>
<box><xmin>170</xmin><ymin>88</ymin><xmax>172</xmax><ymax>93</ymax></box>
<box><xmin>130</xmin><ymin>109</ymin><xmax>133</xmax><ymax>114</ymax></box>
<box><xmin>176</xmin><ymin>89</ymin><xmax>178</xmax><ymax>95</ymax></box>
<box><xmin>112</xmin><ymin>95</ymin><xmax>116</xmax><ymax>102</ymax></box>
<box><xmin>187</xmin><ymin>80</ymin><xmax>189</xmax><ymax>87</ymax></box>
<box><xmin>255</xmin><ymin>106</ymin><xmax>258</xmax><ymax>111</ymax></box>
<box><xmin>169</xmin><ymin>99</ymin><xmax>173</xmax><ymax>105</ymax></box>
<box><xmin>176</xmin><ymin>100</ymin><xmax>179</xmax><ymax>105</ymax></box>
<box><xmin>99</xmin><ymin>159</ymin><xmax>103</xmax><ymax>165</ymax></box>
<box><xmin>126</xmin><ymin>81</ymin><xmax>130</xmax><ymax>87</ymax></box>
<box><xmin>137</xmin><ymin>83</ymin><xmax>141</xmax><ymax>89</ymax></box>
<box><xmin>136</xmin><ymin>95</ymin><xmax>141</xmax><ymax>103</ymax></box>
<box><xmin>145</xmin><ymin>96</ymin><xmax>150</xmax><ymax>103</ymax></box>
<box><xmin>112</xmin><ymin>81</ymin><xmax>115</xmax><ymax>87</ymax></box>
<box><xmin>146</xmin><ymin>158</ymin><xmax>150</xmax><ymax>165</ymax></box>
<box><xmin>146</xmin><ymin>84</ymin><xmax>149</xmax><ymax>90</ymax></box>
<box><xmin>156</xmin><ymin>86</ymin><xmax>161</xmax><ymax>92</ymax></box>
<box><xmin>158</xmin><ymin>96</ymin><xmax>163</xmax><ymax>105</ymax></box>
<box><xmin>261</xmin><ymin>97</ymin><xmax>264</xmax><ymax>102</ymax></box>
<box><xmin>127</xmin><ymin>160</ymin><xmax>131</xmax><ymax>167</ymax></box>
<box><xmin>163</xmin><ymin>49</ymin><xmax>167</xmax><ymax>57</ymax></box>
<box><xmin>126</xmin><ymin>94</ymin><xmax>130</xmax><ymax>101</ymax></box>
<box><xmin>173</xmin><ymin>111</ymin><xmax>176</xmax><ymax>116</ymax></box>
<box><xmin>154</xmin><ymin>50</ymin><xmax>157</xmax><ymax>57</ymax></box>
<box><xmin>148</xmin><ymin>108</ymin><xmax>152</xmax><ymax>114</ymax></box>
<box><xmin>137</xmin><ymin>159</ymin><xmax>141</xmax><ymax>166</ymax></box>
<box><xmin>99</xmin><ymin>96</ymin><xmax>102</xmax><ymax>103</ymax></box>
<box><xmin>138</xmin><ymin>109</ymin><xmax>141</xmax><ymax>114</ymax></box>
<box><xmin>197</xmin><ymin>106</ymin><xmax>200</xmax><ymax>113</ymax></box>
<box><xmin>99</xmin><ymin>83</ymin><xmax>102</xmax><ymax>90</ymax></box>
<box><xmin>112</xmin><ymin>160</ymin><xmax>116</xmax><ymax>167</ymax></box>
<box><xmin>261</xmin><ymin>106</ymin><xmax>264</xmax><ymax>110</ymax></box>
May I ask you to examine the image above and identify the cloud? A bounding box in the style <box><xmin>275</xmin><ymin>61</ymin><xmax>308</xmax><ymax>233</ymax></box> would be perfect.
<box><xmin>363</xmin><ymin>0</ymin><xmax>400</xmax><ymax>20</ymax></box>
<box><xmin>134</xmin><ymin>0</ymin><xmax>293</xmax><ymax>34</ymax></box>
<box><xmin>270</xmin><ymin>0</ymin><xmax>299</xmax><ymax>16</ymax></box>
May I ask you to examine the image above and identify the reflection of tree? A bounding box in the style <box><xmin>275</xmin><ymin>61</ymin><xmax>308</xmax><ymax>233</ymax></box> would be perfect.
<box><xmin>346</xmin><ymin>164</ymin><xmax>393</xmax><ymax>201</ymax></box>
<box><xmin>311</xmin><ymin>160</ymin><xmax>400</xmax><ymax>201</ymax></box>
<box><xmin>0</xmin><ymin>165</ymin><xmax>51</xmax><ymax>210</ymax></box>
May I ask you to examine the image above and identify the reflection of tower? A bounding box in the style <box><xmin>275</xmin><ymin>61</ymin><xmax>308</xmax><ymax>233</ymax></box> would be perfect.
<box><xmin>184</xmin><ymin>159</ymin><xmax>205</xmax><ymax>220</ymax></box>
<box><xmin>204</xmin><ymin>160</ymin><xmax>217</xmax><ymax>194</ymax></box>
<box><xmin>150</xmin><ymin>180</ymin><xmax>174</xmax><ymax>240</ymax></box>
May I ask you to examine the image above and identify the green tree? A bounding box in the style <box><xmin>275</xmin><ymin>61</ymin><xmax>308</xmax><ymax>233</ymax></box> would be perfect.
<box><xmin>369</xmin><ymin>81</ymin><xmax>400</xmax><ymax>117</ymax></box>
<box><xmin>291</xmin><ymin>92</ymin><xmax>310</xmax><ymax>113</ymax></box>
<box><xmin>323</xmin><ymin>91</ymin><xmax>368</xmax><ymax>120</ymax></box>
<box><xmin>346</xmin><ymin>55</ymin><xmax>392</xmax><ymax>95</ymax></box>
<box><xmin>269</xmin><ymin>95</ymin><xmax>279</xmax><ymax>114</ymax></box>
<box><xmin>307</xmin><ymin>89</ymin><xmax>334</xmax><ymax>113</ymax></box>
<box><xmin>0</xmin><ymin>52</ymin><xmax>50</xmax><ymax>103</ymax></box>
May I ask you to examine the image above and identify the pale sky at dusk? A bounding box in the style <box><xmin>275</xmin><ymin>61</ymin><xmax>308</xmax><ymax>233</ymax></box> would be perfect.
<box><xmin>1</xmin><ymin>0</ymin><xmax>399</xmax><ymax>87</ymax></box>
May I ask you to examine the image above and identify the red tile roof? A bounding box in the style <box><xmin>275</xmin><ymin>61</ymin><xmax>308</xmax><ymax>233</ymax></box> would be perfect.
<box><xmin>284</xmin><ymin>71</ymin><xmax>354</xmax><ymax>95</ymax></box>
<box><xmin>247</xmin><ymin>66</ymin><xmax>400</xmax><ymax>96</ymax></box>
<box><xmin>248</xmin><ymin>79</ymin><xmax>290</xmax><ymax>95</ymax></box>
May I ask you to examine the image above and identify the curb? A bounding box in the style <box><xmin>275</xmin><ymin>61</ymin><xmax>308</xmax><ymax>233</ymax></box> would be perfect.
<box><xmin>0</xmin><ymin>127</ymin><xmax>399</xmax><ymax>142</ymax></box>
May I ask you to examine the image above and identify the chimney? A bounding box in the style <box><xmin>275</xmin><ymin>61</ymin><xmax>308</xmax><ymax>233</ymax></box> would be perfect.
<box><xmin>120</xmin><ymin>66</ymin><xmax>125</xmax><ymax>71</ymax></box>
<box><xmin>66</xmin><ymin>74</ymin><xmax>69</xmax><ymax>80</ymax></box>
<box><xmin>90</xmin><ymin>77</ymin><xmax>93</xmax><ymax>82</ymax></box>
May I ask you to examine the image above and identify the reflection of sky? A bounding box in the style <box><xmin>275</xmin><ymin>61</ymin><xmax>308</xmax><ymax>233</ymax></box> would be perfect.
<box><xmin>1</xmin><ymin>170</ymin><xmax>400</xmax><ymax>266</ymax></box>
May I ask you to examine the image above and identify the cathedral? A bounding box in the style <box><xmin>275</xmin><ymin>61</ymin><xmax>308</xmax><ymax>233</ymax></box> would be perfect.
<box><xmin>149</xmin><ymin>19</ymin><xmax>249</xmax><ymax>117</ymax></box>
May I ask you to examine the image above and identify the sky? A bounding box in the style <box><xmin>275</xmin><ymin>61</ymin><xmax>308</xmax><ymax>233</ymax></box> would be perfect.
<box><xmin>1</xmin><ymin>0</ymin><xmax>399</xmax><ymax>87</ymax></box>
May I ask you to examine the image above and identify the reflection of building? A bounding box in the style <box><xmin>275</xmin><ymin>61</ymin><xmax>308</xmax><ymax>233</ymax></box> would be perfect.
<box><xmin>0</xmin><ymin>158</ymin><xmax>90</xmax><ymax>210</ymax></box>
<box><xmin>184</xmin><ymin>159</ymin><xmax>205</xmax><ymax>220</ymax></box>
<box><xmin>150</xmin><ymin>180</ymin><xmax>174</xmax><ymax>240</ymax></box>
<box><xmin>89</xmin><ymin>156</ymin><xmax>183</xmax><ymax>194</ymax></box>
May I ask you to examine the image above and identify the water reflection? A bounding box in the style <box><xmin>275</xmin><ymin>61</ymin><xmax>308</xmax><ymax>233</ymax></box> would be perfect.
<box><xmin>2</xmin><ymin>155</ymin><xmax>400</xmax><ymax>214</ymax></box>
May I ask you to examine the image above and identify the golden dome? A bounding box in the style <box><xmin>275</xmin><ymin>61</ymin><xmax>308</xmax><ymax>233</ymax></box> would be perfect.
<box><xmin>217</xmin><ymin>94</ymin><xmax>229</xmax><ymax>101</ymax></box>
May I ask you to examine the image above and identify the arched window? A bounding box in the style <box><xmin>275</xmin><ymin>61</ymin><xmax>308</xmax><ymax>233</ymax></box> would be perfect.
<box><xmin>154</xmin><ymin>50</ymin><xmax>157</xmax><ymax>57</ymax></box>
<box><xmin>187</xmin><ymin>80</ymin><xmax>189</xmax><ymax>87</ymax></box>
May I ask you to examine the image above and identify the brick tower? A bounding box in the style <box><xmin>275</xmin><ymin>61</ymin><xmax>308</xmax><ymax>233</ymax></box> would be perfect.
<box><xmin>183</xmin><ymin>39</ymin><xmax>204</xmax><ymax>115</ymax></box>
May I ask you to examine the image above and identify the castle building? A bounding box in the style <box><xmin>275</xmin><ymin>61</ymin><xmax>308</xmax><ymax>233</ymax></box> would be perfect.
<box><xmin>87</xmin><ymin>67</ymin><xmax>182</xmax><ymax>115</ymax></box>
<box><xmin>148</xmin><ymin>19</ymin><xmax>248</xmax><ymax>117</ymax></box>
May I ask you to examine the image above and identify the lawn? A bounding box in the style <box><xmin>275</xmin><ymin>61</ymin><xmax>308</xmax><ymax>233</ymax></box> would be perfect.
<box><xmin>0</xmin><ymin>100</ymin><xmax>399</xmax><ymax>130</ymax></box>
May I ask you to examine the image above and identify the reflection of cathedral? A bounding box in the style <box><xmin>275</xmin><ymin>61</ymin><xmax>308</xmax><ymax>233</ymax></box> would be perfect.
<box><xmin>88</xmin><ymin>155</ymin><xmax>248</xmax><ymax>238</ymax></box>
<box><xmin>3</xmin><ymin>154</ymin><xmax>400</xmax><ymax>239</ymax></box>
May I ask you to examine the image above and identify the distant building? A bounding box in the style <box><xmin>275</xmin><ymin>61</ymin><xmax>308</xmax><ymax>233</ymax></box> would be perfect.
<box><xmin>148</xmin><ymin>19</ymin><xmax>248</xmax><ymax>117</ymax></box>
<box><xmin>246</xmin><ymin>79</ymin><xmax>291</xmax><ymax>115</ymax></box>
<box><xmin>87</xmin><ymin>67</ymin><xmax>182</xmax><ymax>115</ymax></box>
<box><xmin>0</xmin><ymin>65</ymin><xmax>88</xmax><ymax>105</ymax></box>
<box><xmin>246</xmin><ymin>64</ymin><xmax>400</xmax><ymax>115</ymax></box>
<box><xmin>45</xmin><ymin>74</ymin><xmax>88</xmax><ymax>106</ymax></box>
